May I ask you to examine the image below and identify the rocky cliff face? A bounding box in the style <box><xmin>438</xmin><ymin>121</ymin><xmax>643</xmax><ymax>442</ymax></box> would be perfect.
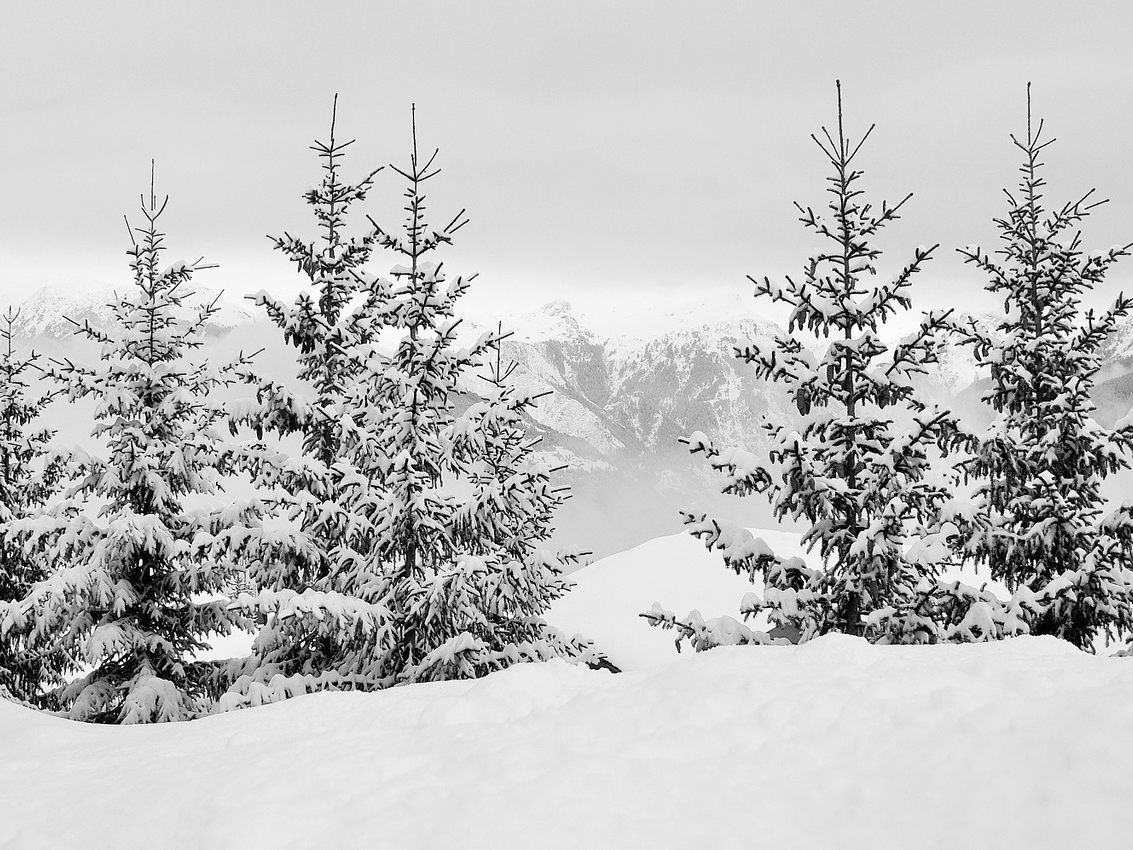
<box><xmin>481</xmin><ymin>297</ymin><xmax>794</xmax><ymax>461</ymax></box>
<box><xmin>463</xmin><ymin>298</ymin><xmax>806</xmax><ymax>556</ymax></box>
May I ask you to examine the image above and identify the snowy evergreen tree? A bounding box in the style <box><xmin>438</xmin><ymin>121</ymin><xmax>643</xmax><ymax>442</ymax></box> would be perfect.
<box><xmin>327</xmin><ymin>108</ymin><xmax>595</xmax><ymax>684</ymax></box>
<box><xmin>2</xmin><ymin>173</ymin><xmax>267</xmax><ymax>722</ymax></box>
<box><xmin>218</xmin><ymin>97</ymin><xmax>391</xmax><ymax>708</ymax></box>
<box><xmin>950</xmin><ymin>85</ymin><xmax>1133</xmax><ymax>650</ymax></box>
<box><xmin>645</xmin><ymin>82</ymin><xmax>963</xmax><ymax>649</ymax></box>
<box><xmin>435</xmin><ymin>326</ymin><xmax>595</xmax><ymax>676</ymax></box>
<box><xmin>0</xmin><ymin>310</ymin><xmax>65</xmax><ymax>703</ymax></box>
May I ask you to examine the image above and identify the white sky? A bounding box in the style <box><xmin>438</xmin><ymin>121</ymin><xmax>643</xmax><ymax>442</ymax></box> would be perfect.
<box><xmin>4</xmin><ymin>1</ymin><xmax>1133</xmax><ymax>318</ymax></box>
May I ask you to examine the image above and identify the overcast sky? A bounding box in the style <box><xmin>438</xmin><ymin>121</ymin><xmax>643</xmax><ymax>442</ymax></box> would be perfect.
<box><xmin>4</xmin><ymin>1</ymin><xmax>1133</xmax><ymax>317</ymax></box>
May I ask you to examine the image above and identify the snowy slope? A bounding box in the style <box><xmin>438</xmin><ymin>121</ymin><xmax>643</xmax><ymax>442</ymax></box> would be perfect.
<box><xmin>3</xmin><ymin>636</ymin><xmax>1132</xmax><ymax>849</ymax></box>
<box><xmin>549</xmin><ymin>528</ymin><xmax>807</xmax><ymax>669</ymax></box>
<box><xmin>548</xmin><ymin>528</ymin><xmax>1009</xmax><ymax>671</ymax></box>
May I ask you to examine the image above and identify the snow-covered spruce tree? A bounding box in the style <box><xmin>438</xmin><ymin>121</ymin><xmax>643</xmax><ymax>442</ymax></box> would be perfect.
<box><xmin>950</xmin><ymin>85</ymin><xmax>1133</xmax><ymax>650</ymax></box>
<box><xmin>444</xmin><ymin>326</ymin><xmax>597</xmax><ymax>673</ymax></box>
<box><xmin>645</xmin><ymin>82</ymin><xmax>963</xmax><ymax>648</ymax></box>
<box><xmin>329</xmin><ymin>107</ymin><xmax>595</xmax><ymax>684</ymax></box>
<box><xmin>3</xmin><ymin>174</ymin><xmax>271</xmax><ymax>723</ymax></box>
<box><xmin>0</xmin><ymin>310</ymin><xmax>65</xmax><ymax>703</ymax></box>
<box><xmin>217</xmin><ymin>98</ymin><xmax>391</xmax><ymax>707</ymax></box>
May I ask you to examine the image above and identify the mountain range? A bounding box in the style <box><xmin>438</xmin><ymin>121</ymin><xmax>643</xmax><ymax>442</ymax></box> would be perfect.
<box><xmin>12</xmin><ymin>285</ymin><xmax>1133</xmax><ymax>557</ymax></box>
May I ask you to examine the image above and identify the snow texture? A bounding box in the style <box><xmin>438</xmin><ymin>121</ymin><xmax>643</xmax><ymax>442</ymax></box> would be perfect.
<box><xmin>2</xmin><ymin>633</ymin><xmax>1130</xmax><ymax>848</ymax></box>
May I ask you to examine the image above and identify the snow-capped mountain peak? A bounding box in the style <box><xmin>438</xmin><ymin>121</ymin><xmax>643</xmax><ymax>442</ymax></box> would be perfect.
<box><xmin>8</xmin><ymin>284</ymin><xmax>258</xmax><ymax>339</ymax></box>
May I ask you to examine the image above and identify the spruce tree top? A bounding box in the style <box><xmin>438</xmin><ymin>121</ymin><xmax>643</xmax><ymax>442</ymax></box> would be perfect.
<box><xmin>246</xmin><ymin>95</ymin><xmax>383</xmax><ymax>462</ymax></box>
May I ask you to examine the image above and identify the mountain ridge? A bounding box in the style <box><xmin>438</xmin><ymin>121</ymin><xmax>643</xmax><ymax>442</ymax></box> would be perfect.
<box><xmin>13</xmin><ymin>286</ymin><xmax>1133</xmax><ymax>557</ymax></box>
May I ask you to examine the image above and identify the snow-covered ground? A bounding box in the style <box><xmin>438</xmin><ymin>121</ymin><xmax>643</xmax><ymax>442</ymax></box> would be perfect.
<box><xmin>3</xmin><ymin>529</ymin><xmax>1123</xmax><ymax>848</ymax></box>
<box><xmin>4</xmin><ymin>635</ymin><xmax>1132</xmax><ymax>848</ymax></box>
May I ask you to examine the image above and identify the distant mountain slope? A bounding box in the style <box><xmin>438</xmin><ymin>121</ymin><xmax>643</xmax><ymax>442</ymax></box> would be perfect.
<box><xmin>477</xmin><ymin>295</ymin><xmax>793</xmax><ymax>458</ymax></box>
<box><xmin>9</xmin><ymin>285</ymin><xmax>257</xmax><ymax>339</ymax></box>
<box><xmin>12</xmin><ymin>285</ymin><xmax>1133</xmax><ymax>556</ymax></box>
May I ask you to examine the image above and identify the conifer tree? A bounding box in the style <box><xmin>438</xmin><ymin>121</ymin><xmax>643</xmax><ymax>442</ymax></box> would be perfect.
<box><xmin>328</xmin><ymin>108</ymin><xmax>594</xmax><ymax>684</ymax></box>
<box><xmin>645</xmin><ymin>82</ymin><xmax>961</xmax><ymax>648</ymax></box>
<box><xmin>221</xmin><ymin>105</ymin><xmax>594</xmax><ymax>706</ymax></box>
<box><xmin>439</xmin><ymin>327</ymin><xmax>595</xmax><ymax>675</ymax></box>
<box><xmin>218</xmin><ymin>98</ymin><xmax>391</xmax><ymax>707</ymax></box>
<box><xmin>3</xmin><ymin>171</ymin><xmax>265</xmax><ymax>722</ymax></box>
<box><xmin>951</xmin><ymin>85</ymin><xmax>1133</xmax><ymax>650</ymax></box>
<box><xmin>248</xmin><ymin>94</ymin><xmax>383</xmax><ymax>478</ymax></box>
<box><xmin>0</xmin><ymin>310</ymin><xmax>65</xmax><ymax>703</ymax></box>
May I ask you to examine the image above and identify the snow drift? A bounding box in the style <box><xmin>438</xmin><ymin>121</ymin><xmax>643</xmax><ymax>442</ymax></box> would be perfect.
<box><xmin>3</xmin><ymin>635</ymin><xmax>1132</xmax><ymax>849</ymax></box>
<box><xmin>548</xmin><ymin>528</ymin><xmax>1010</xmax><ymax>671</ymax></box>
<box><xmin>549</xmin><ymin>527</ymin><xmax>808</xmax><ymax>669</ymax></box>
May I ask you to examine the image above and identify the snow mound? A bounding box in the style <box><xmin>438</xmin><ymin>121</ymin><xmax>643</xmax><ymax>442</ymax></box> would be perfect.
<box><xmin>3</xmin><ymin>636</ymin><xmax>1131</xmax><ymax>848</ymax></box>
<box><xmin>550</xmin><ymin>528</ymin><xmax>1008</xmax><ymax>671</ymax></box>
<box><xmin>550</xmin><ymin>528</ymin><xmax>808</xmax><ymax>670</ymax></box>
